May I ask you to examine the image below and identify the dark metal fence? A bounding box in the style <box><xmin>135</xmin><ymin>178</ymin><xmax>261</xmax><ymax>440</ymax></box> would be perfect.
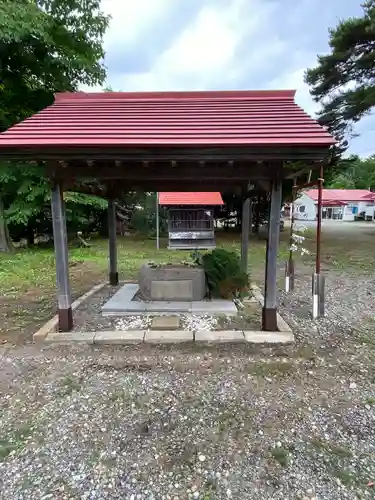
<box><xmin>168</xmin><ymin>208</ymin><xmax>213</xmax><ymax>232</ymax></box>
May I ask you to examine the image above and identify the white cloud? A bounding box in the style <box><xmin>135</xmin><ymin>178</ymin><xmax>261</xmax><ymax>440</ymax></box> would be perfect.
<box><xmin>113</xmin><ymin>0</ymin><xmax>283</xmax><ymax>91</ymax></box>
<box><xmin>83</xmin><ymin>0</ymin><xmax>330</xmax><ymax>117</ymax></box>
<box><xmin>101</xmin><ymin>0</ymin><xmax>172</xmax><ymax>51</ymax></box>
<box><xmin>159</xmin><ymin>5</ymin><xmax>239</xmax><ymax>76</ymax></box>
<box><xmin>85</xmin><ymin>0</ymin><xmax>318</xmax><ymax>117</ymax></box>
<box><xmin>78</xmin><ymin>0</ymin><xmax>372</xmax><ymax>155</ymax></box>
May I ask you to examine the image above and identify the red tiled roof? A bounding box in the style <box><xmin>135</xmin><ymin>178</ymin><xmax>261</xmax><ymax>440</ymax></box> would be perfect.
<box><xmin>158</xmin><ymin>192</ymin><xmax>224</xmax><ymax>205</ymax></box>
<box><xmin>0</xmin><ymin>90</ymin><xmax>335</xmax><ymax>148</ymax></box>
<box><xmin>307</xmin><ymin>189</ymin><xmax>375</xmax><ymax>203</ymax></box>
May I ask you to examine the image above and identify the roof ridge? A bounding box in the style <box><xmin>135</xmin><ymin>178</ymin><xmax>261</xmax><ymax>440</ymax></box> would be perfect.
<box><xmin>158</xmin><ymin>192</ymin><xmax>224</xmax><ymax>206</ymax></box>
<box><xmin>54</xmin><ymin>90</ymin><xmax>296</xmax><ymax>103</ymax></box>
<box><xmin>0</xmin><ymin>89</ymin><xmax>335</xmax><ymax>150</ymax></box>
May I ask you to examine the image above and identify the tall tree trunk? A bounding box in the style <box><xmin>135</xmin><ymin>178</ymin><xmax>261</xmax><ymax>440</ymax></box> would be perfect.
<box><xmin>99</xmin><ymin>209</ymin><xmax>109</xmax><ymax>237</ymax></box>
<box><xmin>26</xmin><ymin>224</ymin><xmax>35</xmax><ymax>246</ymax></box>
<box><xmin>0</xmin><ymin>195</ymin><xmax>13</xmax><ymax>252</ymax></box>
<box><xmin>253</xmin><ymin>197</ymin><xmax>260</xmax><ymax>234</ymax></box>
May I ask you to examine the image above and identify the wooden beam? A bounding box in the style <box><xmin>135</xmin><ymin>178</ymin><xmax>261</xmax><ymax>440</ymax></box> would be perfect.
<box><xmin>241</xmin><ymin>192</ymin><xmax>251</xmax><ymax>274</ymax></box>
<box><xmin>1</xmin><ymin>145</ymin><xmax>332</xmax><ymax>162</ymax></box>
<box><xmin>62</xmin><ymin>180</ymin><xmax>236</xmax><ymax>195</ymax></box>
<box><xmin>108</xmin><ymin>198</ymin><xmax>118</xmax><ymax>286</ymax></box>
<box><xmin>50</xmin><ymin>180</ymin><xmax>73</xmax><ymax>331</ymax></box>
<box><xmin>292</xmin><ymin>180</ymin><xmax>318</xmax><ymax>190</ymax></box>
<box><xmin>285</xmin><ymin>161</ymin><xmax>321</xmax><ymax>179</ymax></box>
<box><xmin>48</xmin><ymin>162</ymin><xmax>274</xmax><ymax>182</ymax></box>
<box><xmin>262</xmin><ymin>179</ymin><xmax>282</xmax><ymax>331</ymax></box>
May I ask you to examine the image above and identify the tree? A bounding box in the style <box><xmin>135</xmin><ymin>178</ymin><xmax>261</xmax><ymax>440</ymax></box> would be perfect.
<box><xmin>305</xmin><ymin>1</ymin><xmax>375</xmax><ymax>154</ymax></box>
<box><xmin>328</xmin><ymin>154</ymin><xmax>375</xmax><ymax>190</ymax></box>
<box><xmin>0</xmin><ymin>0</ymin><xmax>109</xmax><ymax>251</ymax></box>
<box><xmin>0</xmin><ymin>162</ymin><xmax>108</xmax><ymax>243</ymax></box>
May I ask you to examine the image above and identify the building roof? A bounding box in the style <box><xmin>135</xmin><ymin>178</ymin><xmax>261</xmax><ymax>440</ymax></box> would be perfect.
<box><xmin>321</xmin><ymin>199</ymin><xmax>347</xmax><ymax>207</ymax></box>
<box><xmin>306</xmin><ymin>189</ymin><xmax>375</xmax><ymax>203</ymax></box>
<box><xmin>158</xmin><ymin>192</ymin><xmax>224</xmax><ymax>206</ymax></box>
<box><xmin>0</xmin><ymin>90</ymin><xmax>335</xmax><ymax>148</ymax></box>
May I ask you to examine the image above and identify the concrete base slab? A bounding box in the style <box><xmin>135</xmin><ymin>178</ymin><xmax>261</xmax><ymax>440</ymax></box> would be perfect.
<box><xmin>243</xmin><ymin>331</ymin><xmax>294</xmax><ymax>344</ymax></box>
<box><xmin>144</xmin><ymin>330</ymin><xmax>193</xmax><ymax>343</ymax></box>
<box><xmin>277</xmin><ymin>316</ymin><xmax>293</xmax><ymax>333</ymax></box>
<box><xmin>102</xmin><ymin>284</ymin><xmax>142</xmax><ymax>315</ymax></box>
<box><xmin>45</xmin><ymin>331</ymin><xmax>95</xmax><ymax>344</ymax></box>
<box><xmin>102</xmin><ymin>284</ymin><xmax>237</xmax><ymax>316</ymax></box>
<box><xmin>151</xmin><ymin>316</ymin><xmax>180</xmax><ymax>330</ymax></box>
<box><xmin>36</xmin><ymin>281</ymin><xmax>294</xmax><ymax>346</ymax></box>
<box><xmin>94</xmin><ymin>330</ymin><xmax>145</xmax><ymax>344</ymax></box>
<box><xmin>146</xmin><ymin>301</ymin><xmax>191</xmax><ymax>313</ymax></box>
<box><xmin>191</xmin><ymin>300</ymin><xmax>237</xmax><ymax>316</ymax></box>
<box><xmin>43</xmin><ymin>328</ymin><xmax>293</xmax><ymax>345</ymax></box>
<box><xmin>195</xmin><ymin>330</ymin><xmax>245</xmax><ymax>342</ymax></box>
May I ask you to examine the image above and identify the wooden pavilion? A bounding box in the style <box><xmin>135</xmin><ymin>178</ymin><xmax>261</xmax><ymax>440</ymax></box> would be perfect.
<box><xmin>0</xmin><ymin>90</ymin><xmax>335</xmax><ymax>332</ymax></box>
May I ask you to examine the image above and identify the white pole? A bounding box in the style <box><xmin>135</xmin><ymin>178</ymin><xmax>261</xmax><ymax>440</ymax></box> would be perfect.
<box><xmin>156</xmin><ymin>192</ymin><xmax>160</xmax><ymax>250</ymax></box>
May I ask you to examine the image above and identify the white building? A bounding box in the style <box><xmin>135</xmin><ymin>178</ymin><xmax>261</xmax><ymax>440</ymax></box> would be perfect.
<box><xmin>294</xmin><ymin>189</ymin><xmax>375</xmax><ymax>221</ymax></box>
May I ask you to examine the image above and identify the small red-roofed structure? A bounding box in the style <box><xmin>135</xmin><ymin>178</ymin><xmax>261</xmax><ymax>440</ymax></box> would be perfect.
<box><xmin>159</xmin><ymin>192</ymin><xmax>223</xmax><ymax>249</ymax></box>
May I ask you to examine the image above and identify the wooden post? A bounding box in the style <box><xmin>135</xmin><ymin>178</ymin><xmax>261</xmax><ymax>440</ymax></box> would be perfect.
<box><xmin>285</xmin><ymin>179</ymin><xmax>297</xmax><ymax>292</ymax></box>
<box><xmin>254</xmin><ymin>196</ymin><xmax>260</xmax><ymax>234</ymax></box>
<box><xmin>312</xmin><ymin>164</ymin><xmax>324</xmax><ymax>318</ymax></box>
<box><xmin>249</xmin><ymin>199</ymin><xmax>253</xmax><ymax>233</ymax></box>
<box><xmin>108</xmin><ymin>198</ymin><xmax>118</xmax><ymax>286</ymax></box>
<box><xmin>262</xmin><ymin>179</ymin><xmax>282</xmax><ymax>331</ymax></box>
<box><xmin>51</xmin><ymin>181</ymin><xmax>73</xmax><ymax>331</ymax></box>
<box><xmin>0</xmin><ymin>194</ymin><xmax>13</xmax><ymax>252</ymax></box>
<box><xmin>241</xmin><ymin>194</ymin><xmax>251</xmax><ymax>274</ymax></box>
<box><xmin>156</xmin><ymin>192</ymin><xmax>160</xmax><ymax>250</ymax></box>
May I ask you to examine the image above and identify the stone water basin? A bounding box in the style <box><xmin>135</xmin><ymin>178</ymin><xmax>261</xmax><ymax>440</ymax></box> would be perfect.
<box><xmin>138</xmin><ymin>263</ymin><xmax>206</xmax><ymax>301</ymax></box>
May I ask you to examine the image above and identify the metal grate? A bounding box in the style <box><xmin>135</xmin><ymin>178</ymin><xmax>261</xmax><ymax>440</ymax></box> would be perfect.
<box><xmin>167</xmin><ymin>207</ymin><xmax>216</xmax><ymax>250</ymax></box>
<box><xmin>168</xmin><ymin>208</ymin><xmax>213</xmax><ymax>231</ymax></box>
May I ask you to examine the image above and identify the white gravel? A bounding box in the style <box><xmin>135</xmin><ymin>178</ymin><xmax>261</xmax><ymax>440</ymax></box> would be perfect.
<box><xmin>115</xmin><ymin>316</ymin><xmax>151</xmax><ymax>331</ymax></box>
<box><xmin>114</xmin><ymin>315</ymin><xmax>219</xmax><ymax>333</ymax></box>
<box><xmin>181</xmin><ymin>314</ymin><xmax>218</xmax><ymax>332</ymax></box>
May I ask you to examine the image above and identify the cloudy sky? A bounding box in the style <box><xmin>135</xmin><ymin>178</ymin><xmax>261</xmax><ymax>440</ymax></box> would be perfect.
<box><xmin>94</xmin><ymin>0</ymin><xmax>372</xmax><ymax>156</ymax></box>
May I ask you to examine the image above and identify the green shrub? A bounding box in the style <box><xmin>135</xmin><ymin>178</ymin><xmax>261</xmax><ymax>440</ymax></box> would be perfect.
<box><xmin>198</xmin><ymin>248</ymin><xmax>249</xmax><ymax>299</ymax></box>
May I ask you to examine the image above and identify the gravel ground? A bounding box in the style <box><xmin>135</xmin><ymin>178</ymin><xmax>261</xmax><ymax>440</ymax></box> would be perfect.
<box><xmin>1</xmin><ymin>268</ymin><xmax>375</xmax><ymax>499</ymax></box>
<box><xmin>71</xmin><ymin>284</ymin><xmax>123</xmax><ymax>333</ymax></box>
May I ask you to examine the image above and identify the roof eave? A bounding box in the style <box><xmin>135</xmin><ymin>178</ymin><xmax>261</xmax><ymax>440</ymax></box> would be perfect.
<box><xmin>0</xmin><ymin>143</ymin><xmax>333</xmax><ymax>162</ymax></box>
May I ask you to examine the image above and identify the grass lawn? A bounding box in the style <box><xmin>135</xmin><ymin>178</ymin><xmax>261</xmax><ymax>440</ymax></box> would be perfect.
<box><xmin>1</xmin><ymin>223</ymin><xmax>374</xmax><ymax>343</ymax></box>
